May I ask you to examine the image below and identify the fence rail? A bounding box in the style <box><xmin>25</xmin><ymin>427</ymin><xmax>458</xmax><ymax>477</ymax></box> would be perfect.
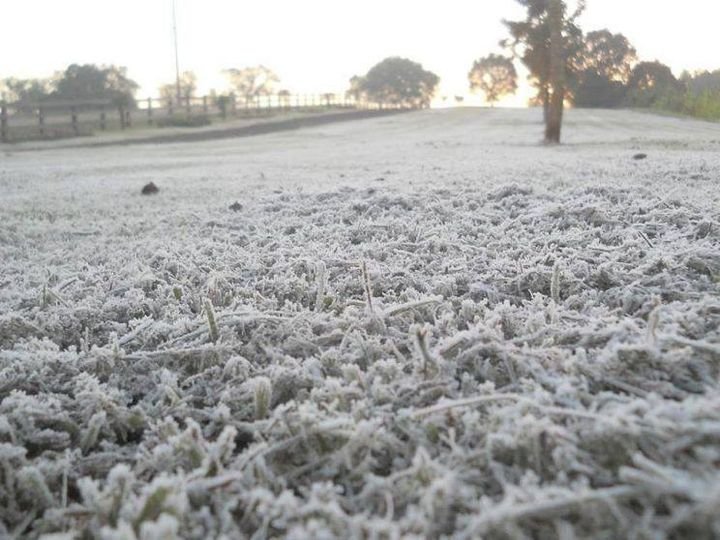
<box><xmin>0</xmin><ymin>93</ymin><xmax>401</xmax><ymax>143</ymax></box>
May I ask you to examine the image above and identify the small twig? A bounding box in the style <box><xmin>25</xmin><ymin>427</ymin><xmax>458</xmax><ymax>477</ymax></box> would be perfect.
<box><xmin>118</xmin><ymin>317</ymin><xmax>154</xmax><ymax>346</ymax></box>
<box><xmin>44</xmin><ymin>286</ymin><xmax>70</xmax><ymax>308</ymax></box>
<box><xmin>662</xmin><ymin>334</ymin><xmax>720</xmax><ymax>359</ymax></box>
<box><xmin>412</xmin><ymin>393</ymin><xmax>606</xmax><ymax>422</ymax></box>
<box><xmin>465</xmin><ymin>485</ymin><xmax>640</xmax><ymax>535</ymax></box>
<box><xmin>383</xmin><ymin>297</ymin><xmax>442</xmax><ymax>318</ymax></box>
<box><xmin>57</xmin><ymin>276</ymin><xmax>79</xmax><ymax>292</ymax></box>
<box><xmin>622</xmin><ymin>221</ymin><xmax>654</xmax><ymax>248</ymax></box>
<box><xmin>188</xmin><ymin>471</ymin><xmax>245</xmax><ymax>492</ymax></box>
<box><xmin>412</xmin><ymin>394</ymin><xmax>521</xmax><ymax>418</ymax></box>
<box><xmin>414</xmin><ymin>326</ymin><xmax>434</xmax><ymax>378</ymax></box>
<box><xmin>123</xmin><ymin>345</ymin><xmax>231</xmax><ymax>362</ymax></box>
<box><xmin>161</xmin><ymin>311</ymin><xmax>287</xmax><ymax>348</ymax></box>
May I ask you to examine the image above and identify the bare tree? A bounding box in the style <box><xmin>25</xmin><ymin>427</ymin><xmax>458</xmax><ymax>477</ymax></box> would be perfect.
<box><xmin>224</xmin><ymin>66</ymin><xmax>279</xmax><ymax>105</ymax></box>
<box><xmin>468</xmin><ymin>54</ymin><xmax>518</xmax><ymax>106</ymax></box>
<box><xmin>159</xmin><ymin>71</ymin><xmax>197</xmax><ymax>103</ymax></box>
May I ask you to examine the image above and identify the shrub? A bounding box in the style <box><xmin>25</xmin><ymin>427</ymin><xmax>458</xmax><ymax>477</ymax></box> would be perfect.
<box><xmin>155</xmin><ymin>115</ymin><xmax>212</xmax><ymax>128</ymax></box>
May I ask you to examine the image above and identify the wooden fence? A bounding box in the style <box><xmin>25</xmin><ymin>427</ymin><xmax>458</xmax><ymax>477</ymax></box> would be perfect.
<box><xmin>0</xmin><ymin>93</ymin><xmax>393</xmax><ymax>143</ymax></box>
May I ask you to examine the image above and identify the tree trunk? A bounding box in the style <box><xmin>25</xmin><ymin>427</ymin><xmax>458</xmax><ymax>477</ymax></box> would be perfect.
<box><xmin>545</xmin><ymin>0</ymin><xmax>565</xmax><ymax>144</ymax></box>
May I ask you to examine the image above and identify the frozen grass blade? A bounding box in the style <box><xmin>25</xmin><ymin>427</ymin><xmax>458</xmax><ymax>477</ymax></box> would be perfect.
<box><xmin>361</xmin><ymin>260</ymin><xmax>375</xmax><ymax>315</ymax></box>
<box><xmin>413</xmin><ymin>325</ymin><xmax>435</xmax><ymax>378</ymax></box>
<box><xmin>253</xmin><ymin>377</ymin><xmax>273</xmax><ymax>420</ymax></box>
<box><xmin>315</xmin><ymin>261</ymin><xmax>327</xmax><ymax>312</ymax></box>
<box><xmin>551</xmin><ymin>261</ymin><xmax>561</xmax><ymax>303</ymax></box>
<box><xmin>204</xmin><ymin>298</ymin><xmax>219</xmax><ymax>344</ymax></box>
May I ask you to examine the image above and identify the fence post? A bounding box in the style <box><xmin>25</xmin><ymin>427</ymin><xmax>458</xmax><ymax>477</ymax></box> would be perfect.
<box><xmin>0</xmin><ymin>103</ymin><xmax>7</xmax><ymax>143</ymax></box>
<box><xmin>119</xmin><ymin>107</ymin><xmax>126</xmax><ymax>130</ymax></box>
<box><xmin>167</xmin><ymin>99</ymin><xmax>174</xmax><ymax>117</ymax></box>
<box><xmin>202</xmin><ymin>95</ymin><xmax>208</xmax><ymax>114</ymax></box>
<box><xmin>147</xmin><ymin>97</ymin><xmax>154</xmax><ymax>125</ymax></box>
<box><xmin>71</xmin><ymin>106</ymin><xmax>79</xmax><ymax>135</ymax></box>
<box><xmin>100</xmin><ymin>106</ymin><xmax>107</xmax><ymax>130</ymax></box>
<box><xmin>125</xmin><ymin>109</ymin><xmax>131</xmax><ymax>128</ymax></box>
<box><xmin>38</xmin><ymin>107</ymin><xmax>45</xmax><ymax>137</ymax></box>
<box><xmin>185</xmin><ymin>96</ymin><xmax>191</xmax><ymax>117</ymax></box>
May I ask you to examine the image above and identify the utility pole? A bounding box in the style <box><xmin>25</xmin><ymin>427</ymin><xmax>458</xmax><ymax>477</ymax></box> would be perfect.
<box><xmin>173</xmin><ymin>0</ymin><xmax>181</xmax><ymax>103</ymax></box>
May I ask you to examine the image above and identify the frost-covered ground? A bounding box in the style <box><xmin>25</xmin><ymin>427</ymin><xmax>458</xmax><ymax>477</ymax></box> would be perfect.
<box><xmin>1</xmin><ymin>108</ymin><xmax>719</xmax><ymax>539</ymax></box>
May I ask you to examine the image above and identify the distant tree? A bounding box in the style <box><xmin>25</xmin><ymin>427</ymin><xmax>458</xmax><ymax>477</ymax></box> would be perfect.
<box><xmin>627</xmin><ymin>61</ymin><xmax>683</xmax><ymax>107</ymax></box>
<box><xmin>468</xmin><ymin>54</ymin><xmax>518</xmax><ymax>105</ymax></box>
<box><xmin>159</xmin><ymin>71</ymin><xmax>198</xmax><ymax>103</ymax></box>
<box><xmin>502</xmin><ymin>0</ymin><xmax>585</xmax><ymax>131</ymax></box>
<box><xmin>0</xmin><ymin>78</ymin><xmax>52</xmax><ymax>112</ymax></box>
<box><xmin>576</xmin><ymin>30</ymin><xmax>637</xmax><ymax>82</ymax></box>
<box><xmin>678</xmin><ymin>70</ymin><xmax>720</xmax><ymax>120</ymax></box>
<box><xmin>224</xmin><ymin>66</ymin><xmax>279</xmax><ymax>105</ymax></box>
<box><xmin>572</xmin><ymin>30</ymin><xmax>636</xmax><ymax>108</ymax></box>
<box><xmin>682</xmin><ymin>69</ymin><xmax>720</xmax><ymax>94</ymax></box>
<box><xmin>52</xmin><ymin>64</ymin><xmax>138</xmax><ymax>108</ymax></box>
<box><xmin>346</xmin><ymin>76</ymin><xmax>366</xmax><ymax>102</ymax></box>
<box><xmin>349</xmin><ymin>57</ymin><xmax>439</xmax><ymax>108</ymax></box>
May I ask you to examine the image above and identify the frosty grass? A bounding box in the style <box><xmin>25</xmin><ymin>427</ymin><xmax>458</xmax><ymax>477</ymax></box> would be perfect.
<box><xmin>1</xmin><ymin>108</ymin><xmax>719</xmax><ymax>538</ymax></box>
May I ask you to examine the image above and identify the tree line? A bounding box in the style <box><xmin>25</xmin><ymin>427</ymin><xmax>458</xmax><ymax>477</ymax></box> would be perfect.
<box><xmin>2</xmin><ymin>0</ymin><xmax>718</xmax><ymax>142</ymax></box>
<box><xmin>0</xmin><ymin>65</ymin><xmax>298</xmax><ymax>113</ymax></box>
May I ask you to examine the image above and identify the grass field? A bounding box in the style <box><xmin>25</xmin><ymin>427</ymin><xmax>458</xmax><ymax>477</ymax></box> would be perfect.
<box><xmin>1</xmin><ymin>108</ymin><xmax>719</xmax><ymax>538</ymax></box>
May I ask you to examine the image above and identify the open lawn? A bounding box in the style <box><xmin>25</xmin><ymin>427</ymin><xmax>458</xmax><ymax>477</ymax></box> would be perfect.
<box><xmin>1</xmin><ymin>108</ymin><xmax>719</xmax><ymax>538</ymax></box>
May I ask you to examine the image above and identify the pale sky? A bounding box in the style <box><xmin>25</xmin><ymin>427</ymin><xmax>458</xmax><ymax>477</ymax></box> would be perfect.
<box><xmin>1</xmin><ymin>0</ymin><xmax>718</xmax><ymax>106</ymax></box>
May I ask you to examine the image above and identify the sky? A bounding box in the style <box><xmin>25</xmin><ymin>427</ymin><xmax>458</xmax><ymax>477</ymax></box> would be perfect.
<box><xmin>1</xmin><ymin>0</ymin><xmax>719</xmax><ymax>107</ymax></box>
